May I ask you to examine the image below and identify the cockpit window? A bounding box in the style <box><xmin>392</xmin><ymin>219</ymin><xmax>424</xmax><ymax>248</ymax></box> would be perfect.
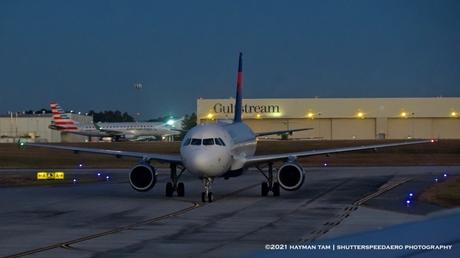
<box><xmin>191</xmin><ymin>138</ymin><xmax>202</xmax><ymax>145</ymax></box>
<box><xmin>215</xmin><ymin>138</ymin><xmax>226</xmax><ymax>146</ymax></box>
<box><xmin>203</xmin><ymin>138</ymin><xmax>214</xmax><ymax>145</ymax></box>
<box><xmin>183</xmin><ymin>138</ymin><xmax>191</xmax><ymax>146</ymax></box>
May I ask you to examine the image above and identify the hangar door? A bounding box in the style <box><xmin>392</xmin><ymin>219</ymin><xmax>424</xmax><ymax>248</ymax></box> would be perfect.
<box><xmin>331</xmin><ymin>119</ymin><xmax>375</xmax><ymax>140</ymax></box>
<box><xmin>387</xmin><ymin>118</ymin><xmax>432</xmax><ymax>139</ymax></box>
<box><xmin>432</xmin><ymin>119</ymin><xmax>460</xmax><ymax>139</ymax></box>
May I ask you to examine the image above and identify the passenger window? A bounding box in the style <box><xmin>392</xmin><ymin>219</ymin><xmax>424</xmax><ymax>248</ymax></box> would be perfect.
<box><xmin>183</xmin><ymin>138</ymin><xmax>191</xmax><ymax>146</ymax></box>
<box><xmin>191</xmin><ymin>138</ymin><xmax>202</xmax><ymax>145</ymax></box>
<box><xmin>203</xmin><ymin>138</ymin><xmax>214</xmax><ymax>145</ymax></box>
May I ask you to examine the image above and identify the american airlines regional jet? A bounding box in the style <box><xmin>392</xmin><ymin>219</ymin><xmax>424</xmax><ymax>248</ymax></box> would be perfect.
<box><xmin>24</xmin><ymin>53</ymin><xmax>432</xmax><ymax>202</ymax></box>
<box><xmin>49</xmin><ymin>102</ymin><xmax>181</xmax><ymax>140</ymax></box>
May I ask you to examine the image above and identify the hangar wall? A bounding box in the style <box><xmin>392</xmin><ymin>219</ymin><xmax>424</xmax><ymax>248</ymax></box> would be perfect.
<box><xmin>197</xmin><ymin>98</ymin><xmax>460</xmax><ymax>140</ymax></box>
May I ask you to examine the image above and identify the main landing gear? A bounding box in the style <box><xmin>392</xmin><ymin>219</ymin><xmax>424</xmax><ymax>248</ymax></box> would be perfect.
<box><xmin>165</xmin><ymin>163</ymin><xmax>186</xmax><ymax>197</ymax></box>
<box><xmin>257</xmin><ymin>162</ymin><xmax>280</xmax><ymax>197</ymax></box>
<box><xmin>201</xmin><ymin>177</ymin><xmax>214</xmax><ymax>202</ymax></box>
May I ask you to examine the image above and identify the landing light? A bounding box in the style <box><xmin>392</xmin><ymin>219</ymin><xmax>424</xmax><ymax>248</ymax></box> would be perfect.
<box><xmin>400</xmin><ymin>112</ymin><xmax>407</xmax><ymax>118</ymax></box>
<box><xmin>256</xmin><ymin>114</ymin><xmax>261</xmax><ymax>119</ymax></box>
<box><xmin>207</xmin><ymin>113</ymin><xmax>214</xmax><ymax>119</ymax></box>
<box><xmin>166</xmin><ymin>119</ymin><xmax>175</xmax><ymax>126</ymax></box>
<box><xmin>307</xmin><ymin>112</ymin><xmax>314</xmax><ymax>119</ymax></box>
<box><xmin>356</xmin><ymin>112</ymin><xmax>364</xmax><ymax>118</ymax></box>
<box><xmin>451</xmin><ymin>112</ymin><xmax>458</xmax><ymax>117</ymax></box>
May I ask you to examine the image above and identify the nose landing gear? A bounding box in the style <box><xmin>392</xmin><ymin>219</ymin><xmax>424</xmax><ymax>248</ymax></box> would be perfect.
<box><xmin>165</xmin><ymin>163</ymin><xmax>186</xmax><ymax>197</ymax></box>
<box><xmin>201</xmin><ymin>177</ymin><xmax>214</xmax><ymax>202</ymax></box>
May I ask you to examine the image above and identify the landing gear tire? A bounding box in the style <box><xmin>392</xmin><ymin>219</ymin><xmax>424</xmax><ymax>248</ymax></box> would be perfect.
<box><xmin>177</xmin><ymin>182</ymin><xmax>185</xmax><ymax>197</ymax></box>
<box><xmin>165</xmin><ymin>182</ymin><xmax>173</xmax><ymax>197</ymax></box>
<box><xmin>261</xmin><ymin>182</ymin><xmax>269</xmax><ymax>196</ymax></box>
<box><xmin>201</xmin><ymin>192</ymin><xmax>206</xmax><ymax>202</ymax></box>
<box><xmin>201</xmin><ymin>191</ymin><xmax>214</xmax><ymax>202</ymax></box>
<box><xmin>273</xmin><ymin>182</ymin><xmax>280</xmax><ymax>197</ymax></box>
<box><xmin>208</xmin><ymin>192</ymin><xmax>214</xmax><ymax>203</ymax></box>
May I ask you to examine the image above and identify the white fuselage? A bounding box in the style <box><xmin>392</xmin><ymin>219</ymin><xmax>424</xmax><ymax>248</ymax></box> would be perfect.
<box><xmin>180</xmin><ymin>122</ymin><xmax>257</xmax><ymax>177</ymax></box>
<box><xmin>65</xmin><ymin>122</ymin><xmax>179</xmax><ymax>138</ymax></box>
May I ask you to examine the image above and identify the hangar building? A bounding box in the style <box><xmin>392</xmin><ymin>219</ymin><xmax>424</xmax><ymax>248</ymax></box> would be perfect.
<box><xmin>197</xmin><ymin>98</ymin><xmax>460</xmax><ymax>140</ymax></box>
<box><xmin>0</xmin><ymin>113</ymin><xmax>92</xmax><ymax>143</ymax></box>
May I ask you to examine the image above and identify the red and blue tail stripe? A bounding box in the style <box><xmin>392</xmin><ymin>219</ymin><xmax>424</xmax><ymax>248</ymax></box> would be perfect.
<box><xmin>50</xmin><ymin>102</ymin><xmax>78</xmax><ymax>131</ymax></box>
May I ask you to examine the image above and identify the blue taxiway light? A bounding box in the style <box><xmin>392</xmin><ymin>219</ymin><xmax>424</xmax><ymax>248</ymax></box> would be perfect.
<box><xmin>97</xmin><ymin>172</ymin><xmax>101</xmax><ymax>177</ymax></box>
<box><xmin>106</xmin><ymin>175</ymin><xmax>110</xmax><ymax>180</ymax></box>
<box><xmin>409</xmin><ymin>193</ymin><xmax>414</xmax><ymax>198</ymax></box>
<box><xmin>434</xmin><ymin>178</ymin><xmax>439</xmax><ymax>182</ymax></box>
<box><xmin>323</xmin><ymin>163</ymin><xmax>328</xmax><ymax>167</ymax></box>
<box><xmin>406</xmin><ymin>200</ymin><xmax>411</xmax><ymax>205</ymax></box>
<box><xmin>72</xmin><ymin>178</ymin><xmax>77</xmax><ymax>183</ymax></box>
<box><xmin>443</xmin><ymin>173</ymin><xmax>448</xmax><ymax>178</ymax></box>
<box><xmin>78</xmin><ymin>164</ymin><xmax>83</xmax><ymax>168</ymax></box>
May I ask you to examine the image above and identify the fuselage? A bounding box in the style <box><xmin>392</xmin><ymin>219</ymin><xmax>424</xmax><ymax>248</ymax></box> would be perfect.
<box><xmin>180</xmin><ymin>122</ymin><xmax>257</xmax><ymax>177</ymax></box>
<box><xmin>52</xmin><ymin>122</ymin><xmax>179</xmax><ymax>138</ymax></box>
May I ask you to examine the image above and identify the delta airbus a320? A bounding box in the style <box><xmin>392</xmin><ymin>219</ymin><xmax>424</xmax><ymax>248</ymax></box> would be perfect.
<box><xmin>23</xmin><ymin>53</ymin><xmax>432</xmax><ymax>202</ymax></box>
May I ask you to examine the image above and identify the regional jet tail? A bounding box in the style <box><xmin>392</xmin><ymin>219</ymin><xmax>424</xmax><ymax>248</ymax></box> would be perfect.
<box><xmin>25</xmin><ymin>53</ymin><xmax>434</xmax><ymax>203</ymax></box>
<box><xmin>49</xmin><ymin>102</ymin><xmax>108</xmax><ymax>137</ymax></box>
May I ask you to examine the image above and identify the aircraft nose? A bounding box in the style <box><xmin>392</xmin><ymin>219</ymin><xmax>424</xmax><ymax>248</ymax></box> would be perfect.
<box><xmin>187</xmin><ymin>151</ymin><xmax>211</xmax><ymax>174</ymax></box>
<box><xmin>184</xmin><ymin>148</ymin><xmax>231</xmax><ymax>177</ymax></box>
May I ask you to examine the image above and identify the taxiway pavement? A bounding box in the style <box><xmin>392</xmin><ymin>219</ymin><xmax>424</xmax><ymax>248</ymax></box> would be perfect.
<box><xmin>1</xmin><ymin>166</ymin><xmax>458</xmax><ymax>258</ymax></box>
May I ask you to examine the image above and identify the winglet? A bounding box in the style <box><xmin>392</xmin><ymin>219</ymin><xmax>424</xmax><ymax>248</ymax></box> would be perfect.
<box><xmin>17</xmin><ymin>139</ymin><xmax>26</xmax><ymax>148</ymax></box>
<box><xmin>94</xmin><ymin>122</ymin><xmax>102</xmax><ymax>131</ymax></box>
<box><xmin>233</xmin><ymin>52</ymin><xmax>243</xmax><ymax>123</ymax></box>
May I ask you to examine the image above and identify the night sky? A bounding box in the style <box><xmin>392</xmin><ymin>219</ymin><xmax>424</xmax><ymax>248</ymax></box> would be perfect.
<box><xmin>1</xmin><ymin>0</ymin><xmax>459</xmax><ymax>120</ymax></box>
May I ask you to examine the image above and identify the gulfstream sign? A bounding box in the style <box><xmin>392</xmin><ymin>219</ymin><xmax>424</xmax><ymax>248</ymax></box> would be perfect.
<box><xmin>213</xmin><ymin>103</ymin><xmax>280</xmax><ymax>114</ymax></box>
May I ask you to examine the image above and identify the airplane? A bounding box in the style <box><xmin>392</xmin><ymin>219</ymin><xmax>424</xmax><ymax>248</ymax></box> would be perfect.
<box><xmin>48</xmin><ymin>102</ymin><xmax>181</xmax><ymax>141</ymax></box>
<box><xmin>23</xmin><ymin>53</ymin><xmax>432</xmax><ymax>202</ymax></box>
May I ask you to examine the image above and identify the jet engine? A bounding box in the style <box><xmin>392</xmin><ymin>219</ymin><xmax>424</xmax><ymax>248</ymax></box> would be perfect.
<box><xmin>129</xmin><ymin>164</ymin><xmax>157</xmax><ymax>192</ymax></box>
<box><xmin>277</xmin><ymin>162</ymin><xmax>305</xmax><ymax>191</ymax></box>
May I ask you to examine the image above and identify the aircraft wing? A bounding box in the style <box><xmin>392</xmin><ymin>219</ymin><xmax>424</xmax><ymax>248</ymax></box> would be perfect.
<box><xmin>23</xmin><ymin>143</ymin><xmax>182</xmax><ymax>164</ymax></box>
<box><xmin>244</xmin><ymin>140</ymin><xmax>433</xmax><ymax>165</ymax></box>
<box><xmin>255</xmin><ymin>128</ymin><xmax>313</xmax><ymax>137</ymax></box>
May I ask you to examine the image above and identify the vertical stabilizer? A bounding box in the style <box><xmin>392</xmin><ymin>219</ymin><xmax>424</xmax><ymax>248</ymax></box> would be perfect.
<box><xmin>233</xmin><ymin>52</ymin><xmax>243</xmax><ymax>123</ymax></box>
<box><xmin>50</xmin><ymin>102</ymin><xmax>79</xmax><ymax>131</ymax></box>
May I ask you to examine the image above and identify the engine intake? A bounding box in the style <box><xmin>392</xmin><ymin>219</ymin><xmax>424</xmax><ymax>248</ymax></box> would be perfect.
<box><xmin>277</xmin><ymin>162</ymin><xmax>305</xmax><ymax>191</ymax></box>
<box><xmin>129</xmin><ymin>164</ymin><xmax>157</xmax><ymax>192</ymax></box>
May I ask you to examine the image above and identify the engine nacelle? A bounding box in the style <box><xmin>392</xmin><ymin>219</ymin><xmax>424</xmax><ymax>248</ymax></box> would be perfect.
<box><xmin>277</xmin><ymin>162</ymin><xmax>305</xmax><ymax>191</ymax></box>
<box><xmin>129</xmin><ymin>164</ymin><xmax>157</xmax><ymax>192</ymax></box>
